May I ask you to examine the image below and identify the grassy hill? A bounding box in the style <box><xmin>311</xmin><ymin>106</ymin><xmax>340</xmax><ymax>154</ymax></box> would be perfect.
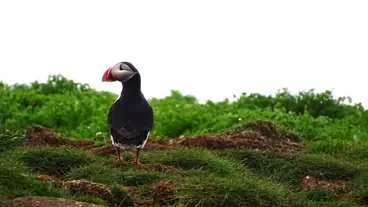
<box><xmin>0</xmin><ymin>75</ymin><xmax>367</xmax><ymax>206</ymax></box>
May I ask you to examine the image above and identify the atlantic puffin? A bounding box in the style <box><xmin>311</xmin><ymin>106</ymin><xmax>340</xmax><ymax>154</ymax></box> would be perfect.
<box><xmin>102</xmin><ymin>61</ymin><xmax>154</xmax><ymax>166</ymax></box>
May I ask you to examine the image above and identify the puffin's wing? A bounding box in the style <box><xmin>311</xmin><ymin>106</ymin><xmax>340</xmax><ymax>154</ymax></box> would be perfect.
<box><xmin>108</xmin><ymin>105</ymin><xmax>153</xmax><ymax>138</ymax></box>
<box><xmin>134</xmin><ymin>105</ymin><xmax>154</xmax><ymax>132</ymax></box>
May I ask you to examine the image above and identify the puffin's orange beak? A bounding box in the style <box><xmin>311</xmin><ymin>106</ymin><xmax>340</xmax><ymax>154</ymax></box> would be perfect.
<box><xmin>102</xmin><ymin>67</ymin><xmax>112</xmax><ymax>82</ymax></box>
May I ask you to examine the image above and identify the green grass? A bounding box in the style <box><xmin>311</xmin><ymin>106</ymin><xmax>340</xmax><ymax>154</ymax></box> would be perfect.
<box><xmin>219</xmin><ymin>149</ymin><xmax>361</xmax><ymax>186</ymax></box>
<box><xmin>68</xmin><ymin>162</ymin><xmax>170</xmax><ymax>186</ymax></box>
<box><xmin>0</xmin><ymin>158</ymin><xmax>68</xmax><ymax>199</ymax></box>
<box><xmin>142</xmin><ymin>148</ymin><xmax>242</xmax><ymax>176</ymax></box>
<box><xmin>1</xmin><ymin>138</ymin><xmax>366</xmax><ymax>206</ymax></box>
<box><xmin>0</xmin><ymin>75</ymin><xmax>367</xmax><ymax>206</ymax></box>
<box><xmin>16</xmin><ymin>147</ymin><xmax>96</xmax><ymax>177</ymax></box>
<box><xmin>306</xmin><ymin>139</ymin><xmax>368</xmax><ymax>163</ymax></box>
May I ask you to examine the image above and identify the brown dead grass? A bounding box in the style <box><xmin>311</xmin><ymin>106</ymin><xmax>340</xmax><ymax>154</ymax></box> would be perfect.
<box><xmin>35</xmin><ymin>173</ymin><xmax>178</xmax><ymax>207</ymax></box>
<box><xmin>89</xmin><ymin>145</ymin><xmax>117</xmax><ymax>156</ymax></box>
<box><xmin>63</xmin><ymin>179</ymin><xmax>112</xmax><ymax>202</ymax></box>
<box><xmin>25</xmin><ymin>120</ymin><xmax>304</xmax><ymax>158</ymax></box>
<box><xmin>176</xmin><ymin>120</ymin><xmax>304</xmax><ymax>154</ymax></box>
<box><xmin>25</xmin><ymin>124</ymin><xmax>174</xmax><ymax>153</ymax></box>
<box><xmin>36</xmin><ymin>174</ymin><xmax>63</xmax><ymax>186</ymax></box>
<box><xmin>102</xmin><ymin>159</ymin><xmax>181</xmax><ymax>173</ymax></box>
<box><xmin>300</xmin><ymin>175</ymin><xmax>349</xmax><ymax>193</ymax></box>
<box><xmin>5</xmin><ymin>196</ymin><xmax>106</xmax><ymax>207</ymax></box>
<box><xmin>36</xmin><ymin>174</ymin><xmax>120</xmax><ymax>203</ymax></box>
<box><xmin>151</xmin><ymin>179</ymin><xmax>177</xmax><ymax>207</ymax></box>
<box><xmin>26</xmin><ymin>124</ymin><xmax>95</xmax><ymax>148</ymax></box>
<box><xmin>177</xmin><ymin>130</ymin><xmax>303</xmax><ymax>154</ymax></box>
<box><xmin>137</xmin><ymin>163</ymin><xmax>180</xmax><ymax>173</ymax></box>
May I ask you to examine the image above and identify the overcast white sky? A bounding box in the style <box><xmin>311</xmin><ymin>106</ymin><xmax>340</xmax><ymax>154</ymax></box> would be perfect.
<box><xmin>1</xmin><ymin>0</ymin><xmax>367</xmax><ymax>106</ymax></box>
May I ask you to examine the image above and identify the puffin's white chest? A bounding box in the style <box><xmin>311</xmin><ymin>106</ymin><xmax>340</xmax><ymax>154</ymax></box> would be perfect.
<box><xmin>110</xmin><ymin>132</ymin><xmax>150</xmax><ymax>150</ymax></box>
<box><xmin>113</xmin><ymin>93</ymin><xmax>121</xmax><ymax>104</ymax></box>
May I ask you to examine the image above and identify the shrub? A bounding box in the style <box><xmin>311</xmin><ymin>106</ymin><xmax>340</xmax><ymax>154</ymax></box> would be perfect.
<box><xmin>1</xmin><ymin>75</ymin><xmax>368</xmax><ymax>141</ymax></box>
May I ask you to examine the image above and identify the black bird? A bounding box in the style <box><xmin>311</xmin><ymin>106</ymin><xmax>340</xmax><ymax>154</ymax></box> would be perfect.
<box><xmin>102</xmin><ymin>61</ymin><xmax>154</xmax><ymax>166</ymax></box>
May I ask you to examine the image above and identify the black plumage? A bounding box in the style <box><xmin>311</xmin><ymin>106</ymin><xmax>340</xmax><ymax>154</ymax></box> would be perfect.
<box><xmin>102</xmin><ymin>61</ymin><xmax>153</xmax><ymax>165</ymax></box>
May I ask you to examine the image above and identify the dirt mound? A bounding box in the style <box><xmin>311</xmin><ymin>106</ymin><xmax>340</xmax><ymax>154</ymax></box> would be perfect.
<box><xmin>4</xmin><ymin>196</ymin><xmax>105</xmax><ymax>207</ymax></box>
<box><xmin>89</xmin><ymin>144</ymin><xmax>116</xmax><ymax>156</ymax></box>
<box><xmin>90</xmin><ymin>142</ymin><xmax>175</xmax><ymax>159</ymax></box>
<box><xmin>151</xmin><ymin>179</ymin><xmax>176</xmax><ymax>206</ymax></box>
<box><xmin>175</xmin><ymin>120</ymin><xmax>304</xmax><ymax>153</ymax></box>
<box><xmin>144</xmin><ymin>138</ymin><xmax>174</xmax><ymax>150</ymax></box>
<box><xmin>36</xmin><ymin>174</ymin><xmax>62</xmax><ymax>186</ymax></box>
<box><xmin>64</xmin><ymin>179</ymin><xmax>113</xmax><ymax>202</ymax></box>
<box><xmin>300</xmin><ymin>175</ymin><xmax>348</xmax><ymax>193</ymax></box>
<box><xmin>26</xmin><ymin>124</ymin><xmax>69</xmax><ymax>146</ymax></box>
<box><xmin>104</xmin><ymin>159</ymin><xmax>180</xmax><ymax>173</ymax></box>
<box><xmin>177</xmin><ymin>130</ymin><xmax>303</xmax><ymax>154</ymax></box>
<box><xmin>26</xmin><ymin>124</ymin><xmax>95</xmax><ymax>148</ymax></box>
<box><xmin>137</xmin><ymin>164</ymin><xmax>180</xmax><ymax>173</ymax></box>
<box><xmin>25</xmin><ymin>121</ymin><xmax>304</xmax><ymax>155</ymax></box>
<box><xmin>227</xmin><ymin>120</ymin><xmax>302</xmax><ymax>142</ymax></box>
<box><xmin>34</xmin><ymin>173</ymin><xmax>179</xmax><ymax>207</ymax></box>
<box><xmin>233</xmin><ymin>120</ymin><xmax>280</xmax><ymax>138</ymax></box>
<box><xmin>36</xmin><ymin>174</ymin><xmax>114</xmax><ymax>202</ymax></box>
<box><xmin>25</xmin><ymin>125</ymin><xmax>174</xmax><ymax>152</ymax></box>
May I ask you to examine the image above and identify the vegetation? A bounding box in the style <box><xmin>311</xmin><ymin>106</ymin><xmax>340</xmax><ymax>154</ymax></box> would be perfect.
<box><xmin>0</xmin><ymin>75</ymin><xmax>367</xmax><ymax>206</ymax></box>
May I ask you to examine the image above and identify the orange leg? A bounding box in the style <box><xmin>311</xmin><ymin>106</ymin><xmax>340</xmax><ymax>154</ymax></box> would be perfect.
<box><xmin>116</xmin><ymin>147</ymin><xmax>122</xmax><ymax>161</ymax></box>
<box><xmin>133</xmin><ymin>149</ymin><xmax>141</xmax><ymax>166</ymax></box>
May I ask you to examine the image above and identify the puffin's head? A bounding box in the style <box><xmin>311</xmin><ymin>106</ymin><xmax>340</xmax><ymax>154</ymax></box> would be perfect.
<box><xmin>102</xmin><ymin>62</ymin><xmax>137</xmax><ymax>83</ymax></box>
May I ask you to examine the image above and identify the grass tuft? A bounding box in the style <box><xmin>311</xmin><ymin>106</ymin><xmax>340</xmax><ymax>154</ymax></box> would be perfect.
<box><xmin>0</xmin><ymin>159</ymin><xmax>68</xmax><ymax>199</ymax></box>
<box><xmin>305</xmin><ymin>188</ymin><xmax>336</xmax><ymax>202</ymax></box>
<box><xmin>17</xmin><ymin>147</ymin><xmax>95</xmax><ymax>176</ymax></box>
<box><xmin>220</xmin><ymin>149</ymin><xmax>361</xmax><ymax>187</ymax></box>
<box><xmin>68</xmin><ymin>162</ymin><xmax>170</xmax><ymax>186</ymax></box>
<box><xmin>0</xmin><ymin>130</ymin><xmax>26</xmax><ymax>152</ymax></box>
<box><xmin>175</xmin><ymin>173</ymin><xmax>291</xmax><ymax>207</ymax></box>
<box><xmin>109</xmin><ymin>184</ymin><xmax>135</xmax><ymax>206</ymax></box>
<box><xmin>142</xmin><ymin>149</ymin><xmax>240</xmax><ymax>176</ymax></box>
<box><xmin>306</xmin><ymin>139</ymin><xmax>368</xmax><ymax>163</ymax></box>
